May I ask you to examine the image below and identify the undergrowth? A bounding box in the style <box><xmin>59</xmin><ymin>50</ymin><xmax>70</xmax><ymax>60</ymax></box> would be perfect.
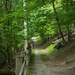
<box><xmin>26</xmin><ymin>49</ymin><xmax>35</xmax><ymax>75</ymax></box>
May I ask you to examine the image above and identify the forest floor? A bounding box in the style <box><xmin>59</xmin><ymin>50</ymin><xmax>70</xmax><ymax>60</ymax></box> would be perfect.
<box><xmin>26</xmin><ymin>39</ymin><xmax>75</xmax><ymax>75</ymax></box>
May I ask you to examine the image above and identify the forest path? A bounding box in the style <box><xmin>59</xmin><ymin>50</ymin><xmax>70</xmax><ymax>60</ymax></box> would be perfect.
<box><xmin>27</xmin><ymin>39</ymin><xmax>75</xmax><ymax>75</ymax></box>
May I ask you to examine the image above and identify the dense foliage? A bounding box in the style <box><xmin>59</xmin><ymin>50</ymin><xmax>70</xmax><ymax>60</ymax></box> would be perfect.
<box><xmin>26</xmin><ymin>0</ymin><xmax>75</xmax><ymax>42</ymax></box>
<box><xmin>0</xmin><ymin>0</ymin><xmax>75</xmax><ymax>69</ymax></box>
<box><xmin>0</xmin><ymin>0</ymin><xmax>26</xmax><ymax>66</ymax></box>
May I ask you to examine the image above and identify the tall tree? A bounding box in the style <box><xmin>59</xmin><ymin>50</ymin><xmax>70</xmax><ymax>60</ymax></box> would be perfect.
<box><xmin>52</xmin><ymin>0</ymin><xmax>66</xmax><ymax>43</ymax></box>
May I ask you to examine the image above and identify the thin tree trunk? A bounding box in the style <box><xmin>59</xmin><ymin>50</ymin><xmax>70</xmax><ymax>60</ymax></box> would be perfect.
<box><xmin>7</xmin><ymin>44</ymin><xmax>11</xmax><ymax>66</ymax></box>
<box><xmin>67</xmin><ymin>25</ymin><xmax>70</xmax><ymax>41</ymax></box>
<box><xmin>52</xmin><ymin>1</ymin><xmax>66</xmax><ymax>44</ymax></box>
<box><xmin>70</xmin><ymin>0</ymin><xmax>73</xmax><ymax>6</ymax></box>
<box><xmin>66</xmin><ymin>0</ymin><xmax>71</xmax><ymax>41</ymax></box>
<box><xmin>42</xmin><ymin>0</ymin><xmax>46</xmax><ymax>5</ymax></box>
<box><xmin>5</xmin><ymin>0</ymin><xmax>12</xmax><ymax>66</ymax></box>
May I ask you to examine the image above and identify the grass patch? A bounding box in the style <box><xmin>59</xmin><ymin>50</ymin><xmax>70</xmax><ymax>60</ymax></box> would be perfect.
<box><xmin>39</xmin><ymin>43</ymin><xmax>57</xmax><ymax>62</ymax></box>
<box><xmin>36</xmin><ymin>36</ymin><xmax>42</xmax><ymax>42</ymax></box>
<box><xmin>30</xmin><ymin>49</ymin><xmax>35</xmax><ymax>59</ymax></box>
<box><xmin>47</xmin><ymin>43</ymin><xmax>57</xmax><ymax>55</ymax></box>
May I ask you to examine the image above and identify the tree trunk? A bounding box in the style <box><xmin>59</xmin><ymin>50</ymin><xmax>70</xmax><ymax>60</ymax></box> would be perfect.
<box><xmin>5</xmin><ymin>0</ymin><xmax>12</xmax><ymax>67</ymax></box>
<box><xmin>66</xmin><ymin>0</ymin><xmax>71</xmax><ymax>41</ymax></box>
<box><xmin>67</xmin><ymin>25</ymin><xmax>70</xmax><ymax>41</ymax></box>
<box><xmin>52</xmin><ymin>1</ymin><xmax>66</xmax><ymax>44</ymax></box>
<box><xmin>42</xmin><ymin>0</ymin><xmax>46</xmax><ymax>5</ymax></box>
<box><xmin>7</xmin><ymin>44</ymin><xmax>11</xmax><ymax>66</ymax></box>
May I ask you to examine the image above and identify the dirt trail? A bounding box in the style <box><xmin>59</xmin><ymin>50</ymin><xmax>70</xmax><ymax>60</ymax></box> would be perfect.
<box><xmin>32</xmin><ymin>50</ymin><xmax>50</xmax><ymax>75</ymax></box>
<box><xmin>27</xmin><ymin>40</ymin><xmax>75</xmax><ymax>75</ymax></box>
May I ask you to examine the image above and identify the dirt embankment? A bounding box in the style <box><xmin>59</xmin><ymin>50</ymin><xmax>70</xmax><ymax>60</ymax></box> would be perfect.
<box><xmin>47</xmin><ymin>41</ymin><xmax>75</xmax><ymax>72</ymax></box>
